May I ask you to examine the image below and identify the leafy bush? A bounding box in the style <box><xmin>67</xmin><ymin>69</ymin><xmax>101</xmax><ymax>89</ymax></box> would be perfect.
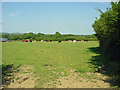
<box><xmin>92</xmin><ymin>1</ymin><xmax>120</xmax><ymax>62</ymax></box>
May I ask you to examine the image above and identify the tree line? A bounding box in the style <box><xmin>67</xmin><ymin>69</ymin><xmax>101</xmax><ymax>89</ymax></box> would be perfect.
<box><xmin>1</xmin><ymin>32</ymin><xmax>97</xmax><ymax>41</ymax></box>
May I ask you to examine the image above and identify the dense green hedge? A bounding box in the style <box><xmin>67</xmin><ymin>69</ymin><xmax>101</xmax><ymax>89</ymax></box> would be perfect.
<box><xmin>92</xmin><ymin>1</ymin><xmax>120</xmax><ymax>62</ymax></box>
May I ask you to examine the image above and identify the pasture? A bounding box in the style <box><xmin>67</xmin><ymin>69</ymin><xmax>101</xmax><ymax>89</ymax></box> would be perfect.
<box><xmin>2</xmin><ymin>41</ymin><xmax>111</xmax><ymax>88</ymax></box>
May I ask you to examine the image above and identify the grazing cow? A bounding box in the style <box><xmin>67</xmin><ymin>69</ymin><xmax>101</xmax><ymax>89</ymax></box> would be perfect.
<box><xmin>34</xmin><ymin>40</ymin><xmax>36</xmax><ymax>42</ymax></box>
<box><xmin>68</xmin><ymin>40</ymin><xmax>72</xmax><ymax>43</ymax></box>
<box><xmin>81</xmin><ymin>40</ymin><xmax>88</xmax><ymax>42</ymax></box>
<box><xmin>41</xmin><ymin>40</ymin><xmax>44</xmax><ymax>42</ymax></box>
<box><xmin>30</xmin><ymin>40</ymin><xmax>32</xmax><ymax>42</ymax></box>
<box><xmin>58</xmin><ymin>40</ymin><xmax>61</xmax><ymax>43</ymax></box>
<box><xmin>22</xmin><ymin>40</ymin><xmax>25</xmax><ymax>42</ymax></box>
<box><xmin>73</xmin><ymin>40</ymin><xmax>77</xmax><ymax>43</ymax></box>
<box><xmin>32</xmin><ymin>40</ymin><xmax>36</xmax><ymax>42</ymax></box>
<box><xmin>25</xmin><ymin>39</ymin><xmax>29</xmax><ymax>42</ymax></box>
<box><xmin>84</xmin><ymin>40</ymin><xmax>88</xmax><ymax>42</ymax></box>
<box><xmin>81</xmin><ymin>40</ymin><xmax>84</xmax><ymax>42</ymax></box>
<box><xmin>50</xmin><ymin>40</ymin><xmax>52</xmax><ymax>42</ymax></box>
<box><xmin>45</xmin><ymin>40</ymin><xmax>48</xmax><ymax>42</ymax></box>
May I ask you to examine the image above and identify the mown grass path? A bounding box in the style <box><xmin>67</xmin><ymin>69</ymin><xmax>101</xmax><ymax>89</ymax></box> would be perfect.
<box><xmin>2</xmin><ymin>41</ymin><xmax>111</xmax><ymax>88</ymax></box>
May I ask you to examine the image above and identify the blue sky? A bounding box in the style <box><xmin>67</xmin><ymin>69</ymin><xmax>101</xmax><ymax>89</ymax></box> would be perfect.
<box><xmin>2</xmin><ymin>2</ymin><xmax>111</xmax><ymax>35</ymax></box>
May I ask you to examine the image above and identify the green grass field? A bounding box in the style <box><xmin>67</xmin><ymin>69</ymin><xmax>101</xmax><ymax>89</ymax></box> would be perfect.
<box><xmin>2</xmin><ymin>41</ymin><xmax>99</xmax><ymax>88</ymax></box>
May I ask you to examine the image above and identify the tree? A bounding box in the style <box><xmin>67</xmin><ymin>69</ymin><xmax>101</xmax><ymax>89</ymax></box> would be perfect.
<box><xmin>55</xmin><ymin>32</ymin><xmax>61</xmax><ymax>36</ymax></box>
<box><xmin>55</xmin><ymin>32</ymin><xmax>61</xmax><ymax>39</ymax></box>
<box><xmin>92</xmin><ymin>1</ymin><xmax>120</xmax><ymax>61</ymax></box>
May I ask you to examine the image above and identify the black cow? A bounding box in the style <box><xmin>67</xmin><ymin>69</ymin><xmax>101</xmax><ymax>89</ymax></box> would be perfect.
<box><xmin>84</xmin><ymin>40</ymin><xmax>88</xmax><ymax>42</ymax></box>
<box><xmin>45</xmin><ymin>40</ymin><xmax>48</xmax><ymax>42</ymax></box>
<box><xmin>58</xmin><ymin>40</ymin><xmax>61</xmax><ymax>43</ymax></box>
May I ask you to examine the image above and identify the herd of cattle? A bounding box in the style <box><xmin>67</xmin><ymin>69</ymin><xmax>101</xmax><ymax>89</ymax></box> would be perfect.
<box><xmin>21</xmin><ymin>39</ymin><xmax>89</xmax><ymax>43</ymax></box>
<box><xmin>0</xmin><ymin>37</ymin><xmax>90</xmax><ymax>43</ymax></box>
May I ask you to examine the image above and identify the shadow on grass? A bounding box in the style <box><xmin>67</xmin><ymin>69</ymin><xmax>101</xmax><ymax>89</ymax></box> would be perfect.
<box><xmin>2</xmin><ymin>64</ymin><xmax>21</xmax><ymax>88</ymax></box>
<box><xmin>88</xmin><ymin>47</ymin><xmax>100</xmax><ymax>54</ymax></box>
<box><xmin>88</xmin><ymin>47</ymin><xmax>120</xmax><ymax>88</ymax></box>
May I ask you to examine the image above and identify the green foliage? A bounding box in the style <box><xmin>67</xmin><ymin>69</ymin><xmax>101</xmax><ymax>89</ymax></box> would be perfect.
<box><xmin>92</xmin><ymin>1</ymin><xmax>120</xmax><ymax>62</ymax></box>
<box><xmin>55</xmin><ymin>32</ymin><xmax>61</xmax><ymax>39</ymax></box>
<box><xmin>55</xmin><ymin>32</ymin><xmax>61</xmax><ymax>36</ymax></box>
<box><xmin>2</xmin><ymin>32</ymin><xmax>97</xmax><ymax>41</ymax></box>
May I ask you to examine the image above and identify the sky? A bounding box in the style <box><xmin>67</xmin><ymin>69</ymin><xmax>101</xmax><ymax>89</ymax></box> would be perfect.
<box><xmin>2</xmin><ymin>2</ymin><xmax>111</xmax><ymax>35</ymax></box>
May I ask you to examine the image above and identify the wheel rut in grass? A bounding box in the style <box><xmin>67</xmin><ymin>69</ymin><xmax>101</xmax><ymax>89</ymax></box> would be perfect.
<box><xmin>44</xmin><ymin>68</ymin><xmax>111</xmax><ymax>88</ymax></box>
